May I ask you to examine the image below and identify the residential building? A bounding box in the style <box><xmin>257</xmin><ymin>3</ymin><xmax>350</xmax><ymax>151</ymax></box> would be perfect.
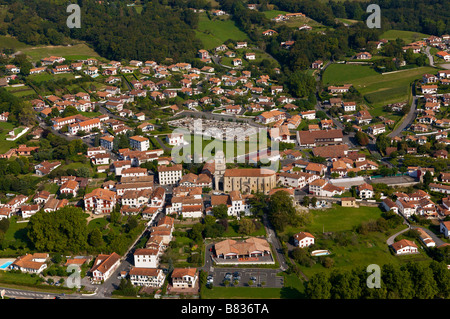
<box><xmin>171</xmin><ymin>268</ymin><xmax>198</xmax><ymax>289</ymax></box>
<box><xmin>90</xmin><ymin>252</ymin><xmax>121</xmax><ymax>283</ymax></box>
<box><xmin>391</xmin><ymin>239</ymin><xmax>419</xmax><ymax>255</ymax></box>
<box><xmin>293</xmin><ymin>232</ymin><xmax>315</xmax><ymax>248</ymax></box>
<box><xmin>129</xmin><ymin>267</ymin><xmax>165</xmax><ymax>288</ymax></box>
<box><xmin>158</xmin><ymin>164</ymin><xmax>183</xmax><ymax>185</ymax></box>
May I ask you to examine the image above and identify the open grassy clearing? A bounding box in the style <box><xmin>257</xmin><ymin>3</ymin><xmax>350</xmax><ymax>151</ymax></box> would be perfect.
<box><xmin>20</xmin><ymin>43</ymin><xmax>100</xmax><ymax>63</ymax></box>
<box><xmin>0</xmin><ymin>35</ymin><xmax>32</xmax><ymax>50</ymax></box>
<box><xmin>323</xmin><ymin>63</ymin><xmax>436</xmax><ymax>107</ymax></box>
<box><xmin>380</xmin><ymin>29</ymin><xmax>430</xmax><ymax>44</ymax></box>
<box><xmin>195</xmin><ymin>12</ymin><xmax>249</xmax><ymax>50</ymax></box>
<box><xmin>0</xmin><ymin>121</ymin><xmax>17</xmax><ymax>153</ymax></box>
<box><xmin>281</xmin><ymin>204</ymin><xmax>432</xmax><ymax>278</ymax></box>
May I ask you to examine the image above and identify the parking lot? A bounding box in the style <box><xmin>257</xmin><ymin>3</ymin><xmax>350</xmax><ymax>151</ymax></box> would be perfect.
<box><xmin>206</xmin><ymin>268</ymin><xmax>284</xmax><ymax>288</ymax></box>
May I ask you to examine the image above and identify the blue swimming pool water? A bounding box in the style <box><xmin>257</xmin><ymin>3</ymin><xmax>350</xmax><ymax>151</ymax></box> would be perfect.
<box><xmin>0</xmin><ymin>261</ymin><xmax>13</xmax><ymax>269</ymax></box>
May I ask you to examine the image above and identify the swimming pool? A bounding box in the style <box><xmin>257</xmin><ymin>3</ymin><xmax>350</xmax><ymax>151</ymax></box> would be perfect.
<box><xmin>0</xmin><ymin>261</ymin><xmax>13</xmax><ymax>270</ymax></box>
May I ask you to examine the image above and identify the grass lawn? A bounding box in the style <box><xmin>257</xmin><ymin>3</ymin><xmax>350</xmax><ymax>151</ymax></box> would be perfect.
<box><xmin>44</xmin><ymin>182</ymin><xmax>60</xmax><ymax>194</ymax></box>
<box><xmin>380</xmin><ymin>29</ymin><xmax>430</xmax><ymax>44</ymax></box>
<box><xmin>87</xmin><ymin>217</ymin><xmax>109</xmax><ymax>233</ymax></box>
<box><xmin>322</xmin><ymin>64</ymin><xmax>436</xmax><ymax>107</ymax></box>
<box><xmin>0</xmin><ymin>121</ymin><xmax>16</xmax><ymax>153</ymax></box>
<box><xmin>222</xmin><ymin>220</ymin><xmax>267</xmax><ymax>237</ymax></box>
<box><xmin>306</xmin><ymin>205</ymin><xmax>384</xmax><ymax>233</ymax></box>
<box><xmin>3</xmin><ymin>217</ymin><xmax>29</xmax><ymax>243</ymax></box>
<box><xmin>262</xmin><ymin>10</ymin><xmax>288</xmax><ymax>19</ymax></box>
<box><xmin>196</xmin><ymin>13</ymin><xmax>249</xmax><ymax>50</ymax></box>
<box><xmin>282</xmin><ymin>204</ymin><xmax>434</xmax><ymax>278</ymax></box>
<box><xmin>4</xmin><ymin>86</ymin><xmax>36</xmax><ymax>98</ymax></box>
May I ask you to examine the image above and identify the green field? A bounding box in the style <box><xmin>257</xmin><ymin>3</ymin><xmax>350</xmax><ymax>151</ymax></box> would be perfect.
<box><xmin>380</xmin><ymin>29</ymin><xmax>430</xmax><ymax>44</ymax></box>
<box><xmin>196</xmin><ymin>13</ymin><xmax>249</xmax><ymax>50</ymax></box>
<box><xmin>308</xmin><ymin>205</ymin><xmax>384</xmax><ymax>233</ymax></box>
<box><xmin>0</xmin><ymin>121</ymin><xmax>17</xmax><ymax>153</ymax></box>
<box><xmin>262</xmin><ymin>10</ymin><xmax>288</xmax><ymax>19</ymax></box>
<box><xmin>0</xmin><ymin>35</ymin><xmax>32</xmax><ymax>50</ymax></box>
<box><xmin>21</xmin><ymin>43</ymin><xmax>100</xmax><ymax>63</ymax></box>
<box><xmin>282</xmin><ymin>205</ymin><xmax>433</xmax><ymax>278</ymax></box>
<box><xmin>263</xmin><ymin>10</ymin><xmax>325</xmax><ymax>30</ymax></box>
<box><xmin>323</xmin><ymin>64</ymin><xmax>436</xmax><ymax>107</ymax></box>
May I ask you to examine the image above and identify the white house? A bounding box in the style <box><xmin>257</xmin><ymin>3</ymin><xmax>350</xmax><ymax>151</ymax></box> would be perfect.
<box><xmin>171</xmin><ymin>268</ymin><xmax>198</xmax><ymax>289</ymax></box>
<box><xmin>129</xmin><ymin>135</ymin><xmax>150</xmax><ymax>152</ymax></box>
<box><xmin>342</xmin><ymin>102</ymin><xmax>356</xmax><ymax>112</ymax></box>
<box><xmin>90</xmin><ymin>252</ymin><xmax>121</xmax><ymax>283</ymax></box>
<box><xmin>391</xmin><ymin>239</ymin><xmax>419</xmax><ymax>255</ymax></box>
<box><xmin>166</xmin><ymin>133</ymin><xmax>184</xmax><ymax>146</ymax></box>
<box><xmin>357</xmin><ymin>183</ymin><xmax>374</xmax><ymax>199</ymax></box>
<box><xmin>133</xmin><ymin>248</ymin><xmax>160</xmax><ymax>269</ymax></box>
<box><xmin>300</xmin><ymin>110</ymin><xmax>316</xmax><ymax>120</ymax></box>
<box><xmin>129</xmin><ymin>267</ymin><xmax>165</xmax><ymax>287</ymax></box>
<box><xmin>10</xmin><ymin>253</ymin><xmax>49</xmax><ymax>274</ymax></box>
<box><xmin>440</xmin><ymin>221</ymin><xmax>450</xmax><ymax>238</ymax></box>
<box><xmin>293</xmin><ymin>232</ymin><xmax>315</xmax><ymax>248</ymax></box>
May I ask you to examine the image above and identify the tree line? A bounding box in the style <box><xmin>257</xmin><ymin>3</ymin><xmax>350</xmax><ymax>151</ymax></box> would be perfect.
<box><xmin>305</xmin><ymin>260</ymin><xmax>450</xmax><ymax>299</ymax></box>
<box><xmin>3</xmin><ymin>0</ymin><xmax>202</xmax><ymax>63</ymax></box>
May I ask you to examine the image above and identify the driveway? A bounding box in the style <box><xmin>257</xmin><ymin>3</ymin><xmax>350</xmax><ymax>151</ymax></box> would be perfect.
<box><xmin>386</xmin><ymin>224</ymin><xmax>446</xmax><ymax>247</ymax></box>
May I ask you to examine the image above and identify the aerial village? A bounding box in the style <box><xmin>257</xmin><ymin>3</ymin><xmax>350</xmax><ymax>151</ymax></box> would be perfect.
<box><xmin>0</xmin><ymin>6</ymin><xmax>449</xmax><ymax>299</ymax></box>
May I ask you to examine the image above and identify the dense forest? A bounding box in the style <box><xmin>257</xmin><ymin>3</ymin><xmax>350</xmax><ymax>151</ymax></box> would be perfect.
<box><xmin>1</xmin><ymin>0</ymin><xmax>202</xmax><ymax>62</ymax></box>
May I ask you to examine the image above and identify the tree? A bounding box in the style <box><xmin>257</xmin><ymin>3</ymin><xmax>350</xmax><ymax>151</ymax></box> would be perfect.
<box><xmin>381</xmin><ymin>264</ymin><xmax>414</xmax><ymax>299</ymax></box>
<box><xmin>305</xmin><ymin>272</ymin><xmax>332</xmax><ymax>299</ymax></box>
<box><xmin>238</xmin><ymin>219</ymin><xmax>256</xmax><ymax>235</ymax></box>
<box><xmin>27</xmin><ymin>206</ymin><xmax>88</xmax><ymax>253</ymax></box>
<box><xmin>329</xmin><ymin>269</ymin><xmax>361</xmax><ymax>299</ymax></box>
<box><xmin>88</xmin><ymin>228</ymin><xmax>104</xmax><ymax>248</ymax></box>
<box><xmin>356</xmin><ymin>131</ymin><xmax>369</xmax><ymax>146</ymax></box>
<box><xmin>423</xmin><ymin>170</ymin><xmax>433</xmax><ymax>188</ymax></box>
<box><xmin>429</xmin><ymin>261</ymin><xmax>450</xmax><ymax>299</ymax></box>
<box><xmin>211</xmin><ymin>204</ymin><xmax>228</xmax><ymax>219</ymax></box>
<box><xmin>267</xmin><ymin>190</ymin><xmax>300</xmax><ymax>231</ymax></box>
<box><xmin>405</xmin><ymin>262</ymin><xmax>438</xmax><ymax>299</ymax></box>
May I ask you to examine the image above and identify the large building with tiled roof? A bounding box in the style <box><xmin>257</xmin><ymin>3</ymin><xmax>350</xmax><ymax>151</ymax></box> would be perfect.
<box><xmin>223</xmin><ymin>168</ymin><xmax>277</xmax><ymax>194</ymax></box>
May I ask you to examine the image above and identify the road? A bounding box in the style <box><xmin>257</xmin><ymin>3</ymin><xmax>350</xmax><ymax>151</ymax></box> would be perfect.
<box><xmin>386</xmin><ymin>224</ymin><xmax>446</xmax><ymax>248</ymax></box>
<box><xmin>388</xmin><ymin>95</ymin><xmax>418</xmax><ymax>138</ymax></box>
<box><xmin>425</xmin><ymin>46</ymin><xmax>435</xmax><ymax>67</ymax></box>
